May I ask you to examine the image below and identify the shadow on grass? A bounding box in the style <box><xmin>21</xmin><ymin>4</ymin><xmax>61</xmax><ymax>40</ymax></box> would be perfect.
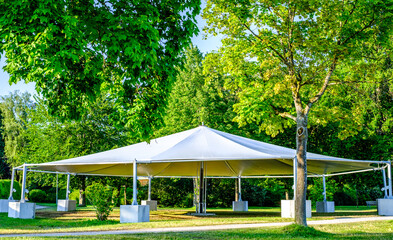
<box><xmin>0</xmin><ymin>213</ymin><xmax>118</xmax><ymax>230</ymax></box>
<box><xmin>40</xmin><ymin>224</ymin><xmax>393</xmax><ymax>240</ymax></box>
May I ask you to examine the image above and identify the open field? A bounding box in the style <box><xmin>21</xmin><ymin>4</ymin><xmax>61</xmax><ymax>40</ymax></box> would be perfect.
<box><xmin>0</xmin><ymin>204</ymin><xmax>385</xmax><ymax>236</ymax></box>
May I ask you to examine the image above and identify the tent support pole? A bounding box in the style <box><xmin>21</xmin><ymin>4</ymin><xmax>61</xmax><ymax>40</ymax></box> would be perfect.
<box><xmin>199</xmin><ymin>162</ymin><xmax>204</xmax><ymax>214</ymax></box>
<box><xmin>148</xmin><ymin>176</ymin><xmax>152</xmax><ymax>201</ymax></box>
<box><xmin>8</xmin><ymin>168</ymin><xmax>16</xmax><ymax>200</ymax></box>
<box><xmin>132</xmin><ymin>159</ymin><xmax>138</xmax><ymax>205</ymax></box>
<box><xmin>20</xmin><ymin>164</ymin><xmax>27</xmax><ymax>203</ymax></box>
<box><xmin>388</xmin><ymin>162</ymin><xmax>392</xmax><ymax>198</ymax></box>
<box><xmin>382</xmin><ymin>168</ymin><xmax>388</xmax><ymax>198</ymax></box>
<box><xmin>66</xmin><ymin>173</ymin><xmax>70</xmax><ymax>200</ymax></box>
<box><xmin>293</xmin><ymin>157</ymin><xmax>297</xmax><ymax>200</ymax></box>
<box><xmin>238</xmin><ymin>176</ymin><xmax>242</xmax><ymax>202</ymax></box>
<box><xmin>322</xmin><ymin>175</ymin><xmax>327</xmax><ymax>202</ymax></box>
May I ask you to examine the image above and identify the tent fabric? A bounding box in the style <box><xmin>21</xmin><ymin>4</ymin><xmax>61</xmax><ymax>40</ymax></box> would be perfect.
<box><xmin>33</xmin><ymin>126</ymin><xmax>374</xmax><ymax>177</ymax></box>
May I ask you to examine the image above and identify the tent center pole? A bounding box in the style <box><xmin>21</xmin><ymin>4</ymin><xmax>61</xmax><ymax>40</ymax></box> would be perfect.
<box><xmin>20</xmin><ymin>164</ymin><xmax>27</xmax><ymax>203</ymax></box>
<box><xmin>238</xmin><ymin>176</ymin><xmax>242</xmax><ymax>202</ymax></box>
<box><xmin>8</xmin><ymin>168</ymin><xmax>16</xmax><ymax>200</ymax></box>
<box><xmin>322</xmin><ymin>175</ymin><xmax>327</xmax><ymax>202</ymax></box>
<box><xmin>132</xmin><ymin>159</ymin><xmax>138</xmax><ymax>205</ymax></box>
<box><xmin>382</xmin><ymin>168</ymin><xmax>388</xmax><ymax>198</ymax></box>
<box><xmin>199</xmin><ymin>162</ymin><xmax>204</xmax><ymax>214</ymax></box>
<box><xmin>148</xmin><ymin>176</ymin><xmax>152</xmax><ymax>201</ymax></box>
<box><xmin>66</xmin><ymin>173</ymin><xmax>71</xmax><ymax>200</ymax></box>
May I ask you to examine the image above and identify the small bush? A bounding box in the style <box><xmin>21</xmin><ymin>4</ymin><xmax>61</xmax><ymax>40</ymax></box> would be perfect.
<box><xmin>87</xmin><ymin>182</ymin><xmax>118</xmax><ymax>221</ymax></box>
<box><xmin>69</xmin><ymin>189</ymin><xmax>80</xmax><ymax>203</ymax></box>
<box><xmin>0</xmin><ymin>180</ymin><xmax>21</xmax><ymax>200</ymax></box>
<box><xmin>29</xmin><ymin>189</ymin><xmax>48</xmax><ymax>203</ymax></box>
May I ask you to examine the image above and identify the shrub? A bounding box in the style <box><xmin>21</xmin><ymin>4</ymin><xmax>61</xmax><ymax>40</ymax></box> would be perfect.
<box><xmin>0</xmin><ymin>180</ymin><xmax>21</xmax><ymax>200</ymax></box>
<box><xmin>69</xmin><ymin>189</ymin><xmax>80</xmax><ymax>203</ymax></box>
<box><xmin>29</xmin><ymin>189</ymin><xmax>48</xmax><ymax>203</ymax></box>
<box><xmin>86</xmin><ymin>182</ymin><xmax>118</xmax><ymax>221</ymax></box>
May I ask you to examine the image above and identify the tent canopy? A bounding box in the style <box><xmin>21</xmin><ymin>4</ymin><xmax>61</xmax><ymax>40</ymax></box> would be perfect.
<box><xmin>32</xmin><ymin>126</ymin><xmax>382</xmax><ymax>177</ymax></box>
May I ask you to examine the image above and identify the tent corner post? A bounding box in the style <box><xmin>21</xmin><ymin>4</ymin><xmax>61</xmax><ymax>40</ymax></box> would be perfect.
<box><xmin>238</xmin><ymin>176</ymin><xmax>242</xmax><ymax>202</ymax></box>
<box><xmin>148</xmin><ymin>176</ymin><xmax>152</xmax><ymax>201</ymax></box>
<box><xmin>382</xmin><ymin>168</ymin><xmax>388</xmax><ymax>198</ymax></box>
<box><xmin>20</xmin><ymin>164</ymin><xmax>27</xmax><ymax>203</ymax></box>
<box><xmin>8</xmin><ymin>167</ymin><xmax>16</xmax><ymax>200</ymax></box>
<box><xmin>322</xmin><ymin>175</ymin><xmax>327</xmax><ymax>202</ymax></box>
<box><xmin>132</xmin><ymin>159</ymin><xmax>138</xmax><ymax>206</ymax></box>
<box><xmin>388</xmin><ymin>162</ymin><xmax>393</xmax><ymax>198</ymax></box>
<box><xmin>66</xmin><ymin>173</ymin><xmax>71</xmax><ymax>200</ymax></box>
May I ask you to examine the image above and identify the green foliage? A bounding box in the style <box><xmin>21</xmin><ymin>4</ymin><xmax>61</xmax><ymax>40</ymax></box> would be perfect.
<box><xmin>0</xmin><ymin>179</ymin><xmax>20</xmax><ymax>200</ymax></box>
<box><xmin>0</xmin><ymin>0</ymin><xmax>201</xmax><ymax>140</ymax></box>
<box><xmin>86</xmin><ymin>182</ymin><xmax>118</xmax><ymax>221</ymax></box>
<box><xmin>0</xmin><ymin>91</ymin><xmax>34</xmax><ymax>167</ymax></box>
<box><xmin>307</xmin><ymin>177</ymin><xmax>337</xmax><ymax>203</ymax></box>
<box><xmin>152</xmin><ymin>178</ymin><xmax>194</xmax><ymax>208</ymax></box>
<box><xmin>203</xmin><ymin>0</ymin><xmax>393</xmax><ymax>135</ymax></box>
<box><xmin>28</xmin><ymin>189</ymin><xmax>48</xmax><ymax>203</ymax></box>
<box><xmin>69</xmin><ymin>189</ymin><xmax>80</xmax><ymax>203</ymax></box>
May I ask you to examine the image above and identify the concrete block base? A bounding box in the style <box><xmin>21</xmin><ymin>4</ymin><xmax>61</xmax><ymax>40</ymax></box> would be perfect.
<box><xmin>378</xmin><ymin>198</ymin><xmax>393</xmax><ymax>215</ymax></box>
<box><xmin>0</xmin><ymin>199</ymin><xmax>17</xmax><ymax>213</ymax></box>
<box><xmin>232</xmin><ymin>201</ymin><xmax>248</xmax><ymax>212</ymax></box>
<box><xmin>57</xmin><ymin>200</ymin><xmax>77</xmax><ymax>212</ymax></box>
<box><xmin>8</xmin><ymin>202</ymin><xmax>36</xmax><ymax>219</ymax></box>
<box><xmin>281</xmin><ymin>200</ymin><xmax>312</xmax><ymax>218</ymax></box>
<box><xmin>120</xmin><ymin>205</ymin><xmax>150</xmax><ymax>223</ymax></box>
<box><xmin>316</xmin><ymin>201</ymin><xmax>335</xmax><ymax>213</ymax></box>
<box><xmin>141</xmin><ymin>200</ymin><xmax>157</xmax><ymax>211</ymax></box>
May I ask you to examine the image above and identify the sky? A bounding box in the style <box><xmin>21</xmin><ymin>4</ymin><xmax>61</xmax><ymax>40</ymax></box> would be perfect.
<box><xmin>0</xmin><ymin>7</ymin><xmax>222</xmax><ymax>97</ymax></box>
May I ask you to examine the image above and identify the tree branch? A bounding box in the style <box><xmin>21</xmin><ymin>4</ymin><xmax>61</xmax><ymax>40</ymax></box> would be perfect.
<box><xmin>271</xmin><ymin>104</ymin><xmax>296</xmax><ymax>121</ymax></box>
<box><xmin>238</xmin><ymin>19</ymin><xmax>290</xmax><ymax>67</ymax></box>
<box><xmin>305</xmin><ymin>57</ymin><xmax>338</xmax><ymax>114</ymax></box>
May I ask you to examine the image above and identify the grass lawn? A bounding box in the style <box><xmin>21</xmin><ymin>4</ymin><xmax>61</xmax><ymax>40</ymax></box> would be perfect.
<box><xmin>1</xmin><ymin>204</ymin><xmax>392</xmax><ymax>239</ymax></box>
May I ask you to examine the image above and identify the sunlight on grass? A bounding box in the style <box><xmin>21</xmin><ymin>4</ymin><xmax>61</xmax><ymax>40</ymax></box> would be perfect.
<box><xmin>0</xmin><ymin>205</ymin><xmax>384</xmax><ymax>236</ymax></box>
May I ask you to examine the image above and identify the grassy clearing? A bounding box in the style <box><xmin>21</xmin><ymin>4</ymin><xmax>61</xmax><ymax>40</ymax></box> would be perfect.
<box><xmin>0</xmin><ymin>205</ymin><xmax>382</xmax><ymax>236</ymax></box>
<box><xmin>5</xmin><ymin>221</ymin><xmax>393</xmax><ymax>239</ymax></box>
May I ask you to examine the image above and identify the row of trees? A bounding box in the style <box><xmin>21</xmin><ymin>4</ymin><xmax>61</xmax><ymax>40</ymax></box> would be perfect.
<box><xmin>0</xmin><ymin>45</ymin><xmax>391</xmax><ymax>209</ymax></box>
<box><xmin>1</xmin><ymin>0</ymin><xmax>393</xmax><ymax>226</ymax></box>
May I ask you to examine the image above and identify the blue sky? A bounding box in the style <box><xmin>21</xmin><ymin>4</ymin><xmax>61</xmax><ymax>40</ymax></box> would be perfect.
<box><xmin>0</xmin><ymin>7</ymin><xmax>222</xmax><ymax>97</ymax></box>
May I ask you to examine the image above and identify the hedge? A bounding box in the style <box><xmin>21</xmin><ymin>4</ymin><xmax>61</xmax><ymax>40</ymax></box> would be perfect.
<box><xmin>0</xmin><ymin>179</ymin><xmax>21</xmax><ymax>200</ymax></box>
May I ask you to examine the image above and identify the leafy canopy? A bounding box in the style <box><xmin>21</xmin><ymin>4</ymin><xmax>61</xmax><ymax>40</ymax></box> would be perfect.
<box><xmin>0</xmin><ymin>0</ymin><xmax>201</xmax><ymax>139</ymax></box>
<box><xmin>203</xmin><ymin>0</ymin><xmax>393</xmax><ymax>135</ymax></box>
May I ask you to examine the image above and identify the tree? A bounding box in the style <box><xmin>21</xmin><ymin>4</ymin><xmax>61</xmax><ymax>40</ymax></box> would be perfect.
<box><xmin>203</xmin><ymin>0</ymin><xmax>393</xmax><ymax>226</ymax></box>
<box><xmin>0</xmin><ymin>91</ymin><xmax>34</xmax><ymax>168</ymax></box>
<box><xmin>157</xmin><ymin>45</ymin><xmax>239</xmax><ymax>136</ymax></box>
<box><xmin>0</xmin><ymin>0</ymin><xmax>201</xmax><ymax>140</ymax></box>
<box><xmin>0</xmin><ymin>108</ymin><xmax>10</xmax><ymax>179</ymax></box>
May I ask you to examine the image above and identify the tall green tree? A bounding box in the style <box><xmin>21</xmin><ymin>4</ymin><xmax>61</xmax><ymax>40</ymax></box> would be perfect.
<box><xmin>0</xmin><ymin>91</ymin><xmax>34</xmax><ymax>168</ymax></box>
<box><xmin>0</xmin><ymin>0</ymin><xmax>200</xmax><ymax>140</ymax></box>
<box><xmin>0</xmin><ymin>108</ymin><xmax>10</xmax><ymax>179</ymax></box>
<box><xmin>203</xmin><ymin>0</ymin><xmax>393</xmax><ymax>226</ymax></box>
<box><xmin>157</xmin><ymin>45</ymin><xmax>238</xmax><ymax>136</ymax></box>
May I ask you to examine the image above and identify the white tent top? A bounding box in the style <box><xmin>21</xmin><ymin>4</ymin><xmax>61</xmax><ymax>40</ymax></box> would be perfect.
<box><xmin>31</xmin><ymin>126</ymin><xmax>385</xmax><ymax>177</ymax></box>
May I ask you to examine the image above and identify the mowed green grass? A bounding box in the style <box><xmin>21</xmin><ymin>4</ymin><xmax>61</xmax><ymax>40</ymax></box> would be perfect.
<box><xmin>0</xmin><ymin>204</ymin><xmax>390</xmax><ymax>239</ymax></box>
<box><xmin>5</xmin><ymin>221</ymin><xmax>393</xmax><ymax>240</ymax></box>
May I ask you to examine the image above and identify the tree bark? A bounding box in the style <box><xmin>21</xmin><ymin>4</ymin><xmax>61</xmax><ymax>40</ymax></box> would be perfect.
<box><xmin>79</xmin><ymin>176</ymin><xmax>86</xmax><ymax>207</ymax></box>
<box><xmin>295</xmin><ymin>113</ymin><xmax>308</xmax><ymax>226</ymax></box>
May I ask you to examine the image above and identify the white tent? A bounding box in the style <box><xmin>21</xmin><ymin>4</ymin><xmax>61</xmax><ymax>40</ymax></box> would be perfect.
<box><xmin>30</xmin><ymin>125</ymin><xmax>386</xmax><ymax>177</ymax></box>
<box><xmin>9</xmin><ymin>125</ymin><xmax>392</xmax><ymax>216</ymax></box>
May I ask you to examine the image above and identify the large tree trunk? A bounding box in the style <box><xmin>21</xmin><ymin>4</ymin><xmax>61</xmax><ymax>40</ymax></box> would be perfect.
<box><xmin>79</xmin><ymin>176</ymin><xmax>86</xmax><ymax>207</ymax></box>
<box><xmin>295</xmin><ymin>114</ymin><xmax>308</xmax><ymax>226</ymax></box>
